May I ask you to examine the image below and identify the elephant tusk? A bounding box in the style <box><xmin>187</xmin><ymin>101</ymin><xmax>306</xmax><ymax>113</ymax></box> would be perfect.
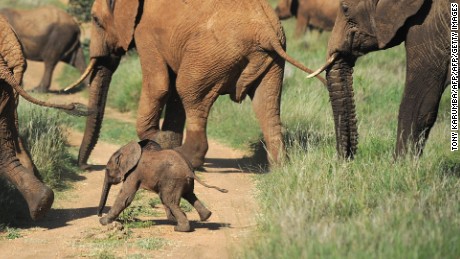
<box><xmin>306</xmin><ymin>53</ymin><xmax>338</xmax><ymax>79</ymax></box>
<box><xmin>62</xmin><ymin>58</ymin><xmax>97</xmax><ymax>92</ymax></box>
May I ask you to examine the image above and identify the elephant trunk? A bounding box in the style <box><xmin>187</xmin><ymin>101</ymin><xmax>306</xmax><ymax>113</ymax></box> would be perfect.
<box><xmin>98</xmin><ymin>172</ymin><xmax>112</xmax><ymax>216</ymax></box>
<box><xmin>77</xmin><ymin>57</ymin><xmax>120</xmax><ymax>169</ymax></box>
<box><xmin>326</xmin><ymin>57</ymin><xmax>358</xmax><ymax>159</ymax></box>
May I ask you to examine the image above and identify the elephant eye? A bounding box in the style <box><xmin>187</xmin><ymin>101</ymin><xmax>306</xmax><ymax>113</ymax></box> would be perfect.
<box><xmin>93</xmin><ymin>16</ymin><xmax>104</xmax><ymax>29</ymax></box>
<box><xmin>341</xmin><ymin>3</ymin><xmax>349</xmax><ymax>14</ymax></box>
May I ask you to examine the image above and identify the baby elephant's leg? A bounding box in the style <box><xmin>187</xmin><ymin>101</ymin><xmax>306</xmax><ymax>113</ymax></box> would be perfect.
<box><xmin>183</xmin><ymin>192</ymin><xmax>212</xmax><ymax>221</ymax></box>
<box><xmin>100</xmin><ymin>178</ymin><xmax>139</xmax><ymax>225</ymax></box>
<box><xmin>163</xmin><ymin>204</ymin><xmax>176</xmax><ymax>222</ymax></box>
<box><xmin>161</xmin><ymin>191</ymin><xmax>190</xmax><ymax>232</ymax></box>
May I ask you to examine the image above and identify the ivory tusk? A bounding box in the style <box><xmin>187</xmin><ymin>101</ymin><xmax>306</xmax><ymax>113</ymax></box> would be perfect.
<box><xmin>306</xmin><ymin>53</ymin><xmax>338</xmax><ymax>79</ymax></box>
<box><xmin>63</xmin><ymin>58</ymin><xmax>97</xmax><ymax>92</ymax></box>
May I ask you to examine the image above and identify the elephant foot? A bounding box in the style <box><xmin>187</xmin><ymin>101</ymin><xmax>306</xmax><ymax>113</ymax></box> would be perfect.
<box><xmin>99</xmin><ymin>216</ymin><xmax>114</xmax><ymax>225</ymax></box>
<box><xmin>28</xmin><ymin>186</ymin><xmax>54</xmax><ymax>220</ymax></box>
<box><xmin>198</xmin><ymin>210</ymin><xmax>212</xmax><ymax>222</ymax></box>
<box><xmin>174</xmin><ymin>223</ymin><xmax>191</xmax><ymax>232</ymax></box>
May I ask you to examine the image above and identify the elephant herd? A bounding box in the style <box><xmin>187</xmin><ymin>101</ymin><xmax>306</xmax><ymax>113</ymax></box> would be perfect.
<box><xmin>0</xmin><ymin>0</ymin><xmax>453</xmax><ymax>230</ymax></box>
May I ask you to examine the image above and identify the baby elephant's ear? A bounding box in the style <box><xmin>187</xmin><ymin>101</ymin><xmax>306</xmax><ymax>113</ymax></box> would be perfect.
<box><xmin>117</xmin><ymin>141</ymin><xmax>142</xmax><ymax>179</ymax></box>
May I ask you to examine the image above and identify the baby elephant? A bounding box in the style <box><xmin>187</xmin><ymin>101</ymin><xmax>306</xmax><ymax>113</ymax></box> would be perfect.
<box><xmin>97</xmin><ymin>140</ymin><xmax>227</xmax><ymax>232</ymax></box>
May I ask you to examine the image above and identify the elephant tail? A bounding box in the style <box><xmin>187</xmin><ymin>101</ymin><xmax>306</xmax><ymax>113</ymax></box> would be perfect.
<box><xmin>270</xmin><ymin>39</ymin><xmax>327</xmax><ymax>85</ymax></box>
<box><xmin>0</xmin><ymin>56</ymin><xmax>92</xmax><ymax>116</ymax></box>
<box><xmin>193</xmin><ymin>175</ymin><xmax>228</xmax><ymax>193</ymax></box>
<box><xmin>254</xmin><ymin>0</ymin><xmax>326</xmax><ymax>85</ymax></box>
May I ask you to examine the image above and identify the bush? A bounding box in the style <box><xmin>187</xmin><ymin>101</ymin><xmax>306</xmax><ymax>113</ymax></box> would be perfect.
<box><xmin>68</xmin><ymin>0</ymin><xmax>95</xmax><ymax>23</ymax></box>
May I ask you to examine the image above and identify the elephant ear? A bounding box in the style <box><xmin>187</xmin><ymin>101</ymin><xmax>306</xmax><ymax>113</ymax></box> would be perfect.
<box><xmin>116</xmin><ymin>141</ymin><xmax>142</xmax><ymax>180</ymax></box>
<box><xmin>374</xmin><ymin>0</ymin><xmax>424</xmax><ymax>48</ymax></box>
<box><xmin>112</xmin><ymin>0</ymin><xmax>139</xmax><ymax>51</ymax></box>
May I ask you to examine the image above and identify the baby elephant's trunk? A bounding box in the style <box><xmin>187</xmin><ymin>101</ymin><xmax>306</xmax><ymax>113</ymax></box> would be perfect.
<box><xmin>97</xmin><ymin>174</ymin><xmax>112</xmax><ymax>216</ymax></box>
<box><xmin>193</xmin><ymin>175</ymin><xmax>228</xmax><ymax>193</ymax></box>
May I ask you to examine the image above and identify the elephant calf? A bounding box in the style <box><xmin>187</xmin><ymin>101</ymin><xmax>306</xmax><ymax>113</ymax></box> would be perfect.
<box><xmin>97</xmin><ymin>140</ymin><xmax>228</xmax><ymax>232</ymax></box>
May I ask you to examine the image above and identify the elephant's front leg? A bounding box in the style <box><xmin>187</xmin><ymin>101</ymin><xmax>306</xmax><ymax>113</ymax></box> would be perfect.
<box><xmin>395</xmin><ymin>43</ymin><xmax>449</xmax><ymax>157</ymax></box>
<box><xmin>135</xmin><ymin>53</ymin><xmax>174</xmax><ymax>147</ymax></box>
<box><xmin>100</xmin><ymin>177</ymin><xmax>140</xmax><ymax>225</ymax></box>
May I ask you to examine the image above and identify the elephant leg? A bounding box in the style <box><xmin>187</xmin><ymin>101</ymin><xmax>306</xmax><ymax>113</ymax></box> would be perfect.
<box><xmin>160</xmin><ymin>79</ymin><xmax>186</xmax><ymax>149</ymax></box>
<box><xmin>183</xmin><ymin>191</ymin><xmax>211</xmax><ymax>221</ymax></box>
<box><xmin>294</xmin><ymin>15</ymin><xmax>309</xmax><ymax>39</ymax></box>
<box><xmin>12</xmin><ymin>98</ymin><xmax>39</xmax><ymax>175</ymax></box>
<box><xmin>249</xmin><ymin>59</ymin><xmax>285</xmax><ymax>165</ymax></box>
<box><xmin>0</xmin><ymin>89</ymin><xmax>53</xmax><ymax>220</ymax></box>
<box><xmin>174</xmin><ymin>83</ymin><xmax>219</xmax><ymax>168</ymax></box>
<box><xmin>136</xmin><ymin>56</ymin><xmax>171</xmax><ymax>144</ymax></box>
<box><xmin>161</xmin><ymin>186</ymin><xmax>190</xmax><ymax>232</ymax></box>
<box><xmin>34</xmin><ymin>59</ymin><xmax>57</xmax><ymax>92</ymax></box>
<box><xmin>99</xmin><ymin>176</ymin><xmax>140</xmax><ymax>225</ymax></box>
<box><xmin>163</xmin><ymin>204</ymin><xmax>177</xmax><ymax>222</ymax></box>
<box><xmin>395</xmin><ymin>45</ymin><xmax>449</xmax><ymax>157</ymax></box>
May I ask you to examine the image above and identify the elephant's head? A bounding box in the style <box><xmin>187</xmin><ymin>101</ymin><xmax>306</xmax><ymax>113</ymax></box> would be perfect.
<box><xmin>63</xmin><ymin>0</ymin><xmax>142</xmax><ymax>169</ymax></box>
<box><xmin>308</xmin><ymin>0</ymin><xmax>425</xmax><ymax>159</ymax></box>
<box><xmin>97</xmin><ymin>141</ymin><xmax>142</xmax><ymax>216</ymax></box>
<box><xmin>274</xmin><ymin>0</ymin><xmax>298</xmax><ymax>20</ymax></box>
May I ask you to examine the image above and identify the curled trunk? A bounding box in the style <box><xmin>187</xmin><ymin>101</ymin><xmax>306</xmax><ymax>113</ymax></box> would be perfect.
<box><xmin>78</xmin><ymin>57</ymin><xmax>120</xmax><ymax>169</ymax></box>
<box><xmin>326</xmin><ymin>59</ymin><xmax>358</xmax><ymax>159</ymax></box>
<box><xmin>97</xmin><ymin>173</ymin><xmax>111</xmax><ymax>216</ymax></box>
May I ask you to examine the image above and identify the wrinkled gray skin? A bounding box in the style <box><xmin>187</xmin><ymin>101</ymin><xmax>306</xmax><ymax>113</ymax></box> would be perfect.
<box><xmin>98</xmin><ymin>140</ymin><xmax>227</xmax><ymax>232</ymax></box>
<box><xmin>0</xmin><ymin>6</ymin><xmax>87</xmax><ymax>92</ymax></box>
<box><xmin>323</xmin><ymin>0</ymin><xmax>451</xmax><ymax>159</ymax></box>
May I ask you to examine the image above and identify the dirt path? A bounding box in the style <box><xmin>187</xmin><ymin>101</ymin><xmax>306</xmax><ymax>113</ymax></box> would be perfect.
<box><xmin>0</xmin><ymin>62</ymin><xmax>259</xmax><ymax>258</ymax></box>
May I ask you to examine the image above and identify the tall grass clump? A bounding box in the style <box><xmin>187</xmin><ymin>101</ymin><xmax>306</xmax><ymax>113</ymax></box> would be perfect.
<box><xmin>17</xmin><ymin>102</ymin><xmax>78</xmax><ymax>189</ymax></box>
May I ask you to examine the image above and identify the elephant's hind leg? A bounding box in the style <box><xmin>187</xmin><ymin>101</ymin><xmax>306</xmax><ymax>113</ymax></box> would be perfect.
<box><xmin>33</xmin><ymin>59</ymin><xmax>58</xmax><ymax>92</ymax></box>
<box><xmin>161</xmin><ymin>189</ymin><xmax>190</xmax><ymax>232</ymax></box>
<box><xmin>183</xmin><ymin>191</ymin><xmax>212</xmax><ymax>221</ymax></box>
<box><xmin>249</xmin><ymin>58</ymin><xmax>286</xmax><ymax>165</ymax></box>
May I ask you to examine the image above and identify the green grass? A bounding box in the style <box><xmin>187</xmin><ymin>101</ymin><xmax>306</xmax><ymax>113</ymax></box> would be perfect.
<box><xmin>236</xmin><ymin>7</ymin><xmax>460</xmax><ymax>259</ymax></box>
<box><xmin>1</xmin><ymin>0</ymin><xmax>66</xmax><ymax>9</ymax></box>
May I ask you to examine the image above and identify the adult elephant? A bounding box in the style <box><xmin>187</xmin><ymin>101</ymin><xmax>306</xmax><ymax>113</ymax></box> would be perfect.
<box><xmin>274</xmin><ymin>0</ymin><xmax>338</xmax><ymax>39</ymax></box>
<box><xmin>308</xmin><ymin>0</ymin><xmax>451</xmax><ymax>159</ymax></box>
<box><xmin>0</xmin><ymin>16</ymin><xmax>91</xmax><ymax>220</ymax></box>
<box><xmin>66</xmin><ymin>0</ymin><xmax>324</xmax><ymax>169</ymax></box>
<box><xmin>0</xmin><ymin>6</ymin><xmax>87</xmax><ymax>92</ymax></box>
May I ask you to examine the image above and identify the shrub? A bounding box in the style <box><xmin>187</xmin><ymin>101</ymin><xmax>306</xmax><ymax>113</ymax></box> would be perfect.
<box><xmin>68</xmin><ymin>0</ymin><xmax>95</xmax><ymax>23</ymax></box>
